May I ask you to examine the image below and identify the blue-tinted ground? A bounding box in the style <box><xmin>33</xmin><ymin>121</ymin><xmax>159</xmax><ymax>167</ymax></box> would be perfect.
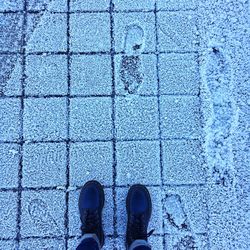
<box><xmin>0</xmin><ymin>0</ymin><xmax>249</xmax><ymax>249</ymax></box>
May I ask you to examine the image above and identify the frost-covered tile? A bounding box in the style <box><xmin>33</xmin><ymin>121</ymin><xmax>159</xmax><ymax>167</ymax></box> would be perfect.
<box><xmin>71</xmin><ymin>55</ymin><xmax>112</xmax><ymax>96</ymax></box>
<box><xmin>114</xmin><ymin>12</ymin><xmax>156</xmax><ymax>53</ymax></box>
<box><xmin>26</xmin><ymin>55</ymin><xmax>68</xmax><ymax>95</ymax></box>
<box><xmin>68</xmin><ymin>188</ymin><xmax>114</xmax><ymax>236</ymax></box>
<box><xmin>162</xmin><ymin>186</ymin><xmax>208</xmax><ymax>234</ymax></box>
<box><xmin>70</xmin><ymin>13</ymin><xmax>110</xmax><ymax>52</ymax></box>
<box><xmin>160</xmin><ymin>96</ymin><xmax>202</xmax><ymax>139</ymax></box>
<box><xmin>70</xmin><ymin>142</ymin><xmax>113</xmax><ymax>186</ymax></box>
<box><xmin>70</xmin><ymin>0</ymin><xmax>109</xmax><ymax>11</ymax></box>
<box><xmin>21</xmin><ymin>190</ymin><xmax>65</xmax><ymax>237</ymax></box>
<box><xmin>0</xmin><ymin>0</ymin><xmax>23</xmax><ymax>11</ymax></box>
<box><xmin>149</xmin><ymin>235</ymin><xmax>164</xmax><ymax>250</ymax></box>
<box><xmin>0</xmin><ymin>98</ymin><xmax>21</xmax><ymax>142</ymax></box>
<box><xmin>19</xmin><ymin>238</ymin><xmax>65</xmax><ymax>250</ymax></box>
<box><xmin>162</xmin><ymin>140</ymin><xmax>206</xmax><ymax>184</ymax></box>
<box><xmin>27</xmin><ymin>13</ymin><xmax>67</xmax><ymax>52</ymax></box>
<box><xmin>0</xmin><ymin>192</ymin><xmax>18</xmax><ymax>239</ymax></box>
<box><xmin>70</xmin><ymin>97</ymin><xmax>113</xmax><ymax>141</ymax></box>
<box><xmin>157</xmin><ymin>12</ymin><xmax>199</xmax><ymax>51</ymax></box>
<box><xmin>28</xmin><ymin>0</ymin><xmax>67</xmax><ymax>12</ymax></box>
<box><xmin>159</xmin><ymin>53</ymin><xmax>200</xmax><ymax>95</ymax></box>
<box><xmin>113</xmin><ymin>0</ymin><xmax>155</xmax><ymax>11</ymax></box>
<box><xmin>116</xmin><ymin>187</ymin><xmax>163</xmax><ymax>235</ymax></box>
<box><xmin>23</xmin><ymin>97</ymin><xmax>67</xmax><ymax>141</ymax></box>
<box><xmin>22</xmin><ymin>142</ymin><xmax>67</xmax><ymax>188</ymax></box>
<box><xmin>116</xmin><ymin>141</ymin><xmax>161</xmax><ymax>185</ymax></box>
<box><xmin>0</xmin><ymin>55</ymin><xmax>22</xmax><ymax>96</ymax></box>
<box><xmin>115</xmin><ymin>54</ymin><xmax>158</xmax><ymax>95</ymax></box>
<box><xmin>157</xmin><ymin>0</ymin><xmax>197</xmax><ymax>11</ymax></box>
<box><xmin>115</xmin><ymin>97</ymin><xmax>159</xmax><ymax>140</ymax></box>
<box><xmin>0</xmin><ymin>144</ymin><xmax>19</xmax><ymax>188</ymax></box>
<box><xmin>0</xmin><ymin>14</ymin><xmax>23</xmax><ymax>52</ymax></box>
<box><xmin>67</xmin><ymin>237</ymin><xmax>79</xmax><ymax>250</ymax></box>
<box><xmin>0</xmin><ymin>240</ymin><xmax>16</xmax><ymax>250</ymax></box>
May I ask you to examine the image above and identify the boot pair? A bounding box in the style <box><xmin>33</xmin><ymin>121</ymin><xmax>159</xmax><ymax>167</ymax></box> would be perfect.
<box><xmin>79</xmin><ymin>180</ymin><xmax>153</xmax><ymax>249</ymax></box>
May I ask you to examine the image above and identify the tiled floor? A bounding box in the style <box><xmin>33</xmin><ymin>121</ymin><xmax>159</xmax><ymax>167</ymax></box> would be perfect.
<box><xmin>0</xmin><ymin>0</ymin><xmax>209</xmax><ymax>249</ymax></box>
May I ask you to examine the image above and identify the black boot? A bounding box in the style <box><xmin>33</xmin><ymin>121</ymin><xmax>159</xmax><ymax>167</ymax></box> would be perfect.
<box><xmin>126</xmin><ymin>184</ymin><xmax>154</xmax><ymax>249</ymax></box>
<box><xmin>78</xmin><ymin>180</ymin><xmax>105</xmax><ymax>247</ymax></box>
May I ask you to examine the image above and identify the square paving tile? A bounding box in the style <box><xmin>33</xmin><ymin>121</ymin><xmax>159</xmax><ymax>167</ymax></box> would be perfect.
<box><xmin>23</xmin><ymin>97</ymin><xmax>68</xmax><ymax>141</ymax></box>
<box><xmin>0</xmin><ymin>0</ymin><xmax>23</xmax><ymax>11</ymax></box>
<box><xmin>0</xmin><ymin>144</ymin><xmax>19</xmax><ymax>188</ymax></box>
<box><xmin>159</xmin><ymin>53</ymin><xmax>200</xmax><ymax>95</ymax></box>
<box><xmin>0</xmin><ymin>98</ymin><xmax>21</xmax><ymax>142</ymax></box>
<box><xmin>115</xmin><ymin>96</ymin><xmax>159</xmax><ymax>140</ymax></box>
<box><xmin>70</xmin><ymin>0</ymin><xmax>109</xmax><ymax>11</ymax></box>
<box><xmin>26</xmin><ymin>13</ymin><xmax>67</xmax><ymax>52</ymax></box>
<box><xmin>26</xmin><ymin>55</ymin><xmax>68</xmax><ymax>96</ymax></box>
<box><xmin>21</xmin><ymin>190</ymin><xmax>65</xmax><ymax>237</ymax></box>
<box><xmin>113</xmin><ymin>0</ymin><xmax>155</xmax><ymax>11</ymax></box>
<box><xmin>116</xmin><ymin>141</ymin><xmax>161</xmax><ymax>185</ymax></box>
<box><xmin>22</xmin><ymin>142</ymin><xmax>67</xmax><ymax>188</ymax></box>
<box><xmin>162</xmin><ymin>139</ymin><xmax>206</xmax><ymax>184</ymax></box>
<box><xmin>160</xmin><ymin>96</ymin><xmax>202</xmax><ymax>139</ymax></box>
<box><xmin>70</xmin><ymin>13</ymin><xmax>111</xmax><ymax>52</ymax></box>
<box><xmin>0</xmin><ymin>192</ymin><xmax>18</xmax><ymax>239</ymax></box>
<box><xmin>157</xmin><ymin>12</ymin><xmax>199</xmax><ymax>51</ymax></box>
<box><xmin>0</xmin><ymin>240</ymin><xmax>16</xmax><ymax>250</ymax></box>
<box><xmin>70</xmin><ymin>97</ymin><xmax>113</xmax><ymax>141</ymax></box>
<box><xmin>71</xmin><ymin>55</ymin><xmax>112</xmax><ymax>96</ymax></box>
<box><xmin>70</xmin><ymin>142</ymin><xmax>113</xmax><ymax>186</ymax></box>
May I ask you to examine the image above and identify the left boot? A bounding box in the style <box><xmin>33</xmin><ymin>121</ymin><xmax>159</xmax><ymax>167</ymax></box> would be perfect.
<box><xmin>78</xmin><ymin>180</ymin><xmax>105</xmax><ymax>247</ymax></box>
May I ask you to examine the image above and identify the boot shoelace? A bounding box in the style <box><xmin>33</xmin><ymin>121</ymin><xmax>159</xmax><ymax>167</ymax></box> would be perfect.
<box><xmin>128</xmin><ymin>213</ymin><xmax>154</xmax><ymax>242</ymax></box>
<box><xmin>81</xmin><ymin>209</ymin><xmax>100</xmax><ymax>234</ymax></box>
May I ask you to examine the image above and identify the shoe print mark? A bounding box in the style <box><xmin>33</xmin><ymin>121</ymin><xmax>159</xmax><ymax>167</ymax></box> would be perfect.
<box><xmin>205</xmin><ymin>45</ymin><xmax>232</xmax><ymax>106</ymax></box>
<box><xmin>0</xmin><ymin>13</ymin><xmax>23</xmax><ymax>96</ymax></box>
<box><xmin>173</xmin><ymin>234</ymin><xmax>197</xmax><ymax>250</ymax></box>
<box><xmin>0</xmin><ymin>0</ymin><xmax>52</xmax><ymax>95</ymax></box>
<box><xmin>124</xmin><ymin>24</ymin><xmax>144</xmax><ymax>55</ymax></box>
<box><xmin>28</xmin><ymin>0</ymin><xmax>53</xmax><ymax>11</ymax></box>
<box><xmin>164</xmin><ymin>194</ymin><xmax>199</xmax><ymax>249</ymax></box>
<box><xmin>120</xmin><ymin>55</ymin><xmax>143</xmax><ymax>94</ymax></box>
<box><xmin>28</xmin><ymin>199</ymin><xmax>63</xmax><ymax>236</ymax></box>
<box><xmin>164</xmin><ymin>194</ymin><xmax>189</xmax><ymax>231</ymax></box>
<box><xmin>120</xmin><ymin>24</ymin><xmax>145</xmax><ymax>95</ymax></box>
<box><xmin>0</xmin><ymin>55</ymin><xmax>18</xmax><ymax>95</ymax></box>
<box><xmin>204</xmin><ymin>43</ymin><xmax>236</xmax><ymax>187</ymax></box>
